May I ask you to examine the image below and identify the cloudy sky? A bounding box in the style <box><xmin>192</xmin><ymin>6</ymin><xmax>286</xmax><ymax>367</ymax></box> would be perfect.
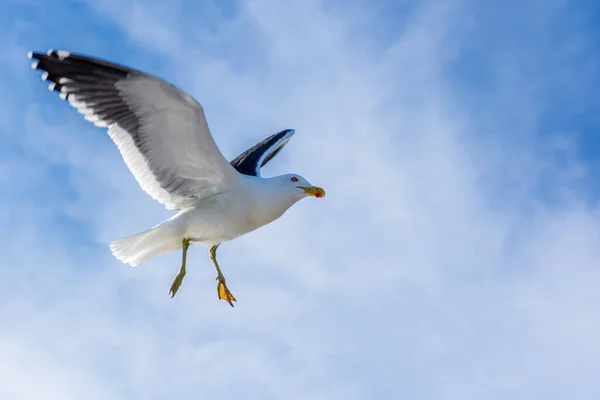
<box><xmin>1</xmin><ymin>0</ymin><xmax>600</xmax><ymax>398</ymax></box>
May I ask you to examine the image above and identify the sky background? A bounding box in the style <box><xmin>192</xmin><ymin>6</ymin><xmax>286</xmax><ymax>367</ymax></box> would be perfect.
<box><xmin>1</xmin><ymin>0</ymin><xmax>600</xmax><ymax>398</ymax></box>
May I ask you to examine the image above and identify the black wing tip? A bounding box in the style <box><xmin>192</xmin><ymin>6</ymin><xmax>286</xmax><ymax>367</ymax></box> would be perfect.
<box><xmin>28</xmin><ymin>49</ymin><xmax>72</xmax><ymax>79</ymax></box>
<box><xmin>230</xmin><ymin>128</ymin><xmax>297</xmax><ymax>176</ymax></box>
<box><xmin>28</xmin><ymin>49</ymin><xmax>71</xmax><ymax>95</ymax></box>
<box><xmin>28</xmin><ymin>48</ymin><xmax>132</xmax><ymax>100</ymax></box>
<box><xmin>28</xmin><ymin>49</ymin><xmax>71</xmax><ymax>63</ymax></box>
<box><xmin>267</xmin><ymin>128</ymin><xmax>295</xmax><ymax>141</ymax></box>
<box><xmin>29</xmin><ymin>48</ymin><xmax>136</xmax><ymax>83</ymax></box>
<box><xmin>271</xmin><ymin>128</ymin><xmax>296</xmax><ymax>142</ymax></box>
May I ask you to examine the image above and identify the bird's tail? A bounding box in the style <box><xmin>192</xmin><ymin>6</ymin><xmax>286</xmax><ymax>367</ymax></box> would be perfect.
<box><xmin>109</xmin><ymin>224</ymin><xmax>181</xmax><ymax>266</ymax></box>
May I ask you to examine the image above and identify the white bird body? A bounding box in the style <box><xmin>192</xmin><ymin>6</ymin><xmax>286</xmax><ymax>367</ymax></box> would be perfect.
<box><xmin>110</xmin><ymin>174</ymin><xmax>309</xmax><ymax>267</ymax></box>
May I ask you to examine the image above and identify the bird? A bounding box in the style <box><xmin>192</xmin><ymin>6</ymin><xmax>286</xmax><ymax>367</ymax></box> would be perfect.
<box><xmin>28</xmin><ymin>49</ymin><xmax>325</xmax><ymax>307</ymax></box>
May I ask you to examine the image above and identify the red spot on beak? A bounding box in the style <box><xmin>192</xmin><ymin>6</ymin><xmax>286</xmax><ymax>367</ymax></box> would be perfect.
<box><xmin>315</xmin><ymin>192</ymin><xmax>322</xmax><ymax>198</ymax></box>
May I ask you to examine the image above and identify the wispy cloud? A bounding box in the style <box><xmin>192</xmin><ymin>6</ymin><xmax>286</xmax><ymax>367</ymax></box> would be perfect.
<box><xmin>1</xmin><ymin>0</ymin><xmax>599</xmax><ymax>398</ymax></box>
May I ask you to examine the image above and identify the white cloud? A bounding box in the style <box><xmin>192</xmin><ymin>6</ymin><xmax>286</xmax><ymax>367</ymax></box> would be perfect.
<box><xmin>1</xmin><ymin>0</ymin><xmax>599</xmax><ymax>398</ymax></box>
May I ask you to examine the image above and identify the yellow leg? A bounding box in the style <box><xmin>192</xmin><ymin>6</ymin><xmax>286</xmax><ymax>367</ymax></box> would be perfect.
<box><xmin>169</xmin><ymin>238</ymin><xmax>190</xmax><ymax>297</ymax></box>
<box><xmin>209</xmin><ymin>244</ymin><xmax>236</xmax><ymax>307</ymax></box>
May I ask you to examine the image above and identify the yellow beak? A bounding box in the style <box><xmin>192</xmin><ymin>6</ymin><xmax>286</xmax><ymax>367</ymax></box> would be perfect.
<box><xmin>298</xmin><ymin>186</ymin><xmax>326</xmax><ymax>198</ymax></box>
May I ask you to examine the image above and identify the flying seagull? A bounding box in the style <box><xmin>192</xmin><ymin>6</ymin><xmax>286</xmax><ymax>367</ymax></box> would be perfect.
<box><xmin>28</xmin><ymin>49</ymin><xmax>325</xmax><ymax>306</ymax></box>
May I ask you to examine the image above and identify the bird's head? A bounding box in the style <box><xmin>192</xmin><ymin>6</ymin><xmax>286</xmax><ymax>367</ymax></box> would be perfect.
<box><xmin>280</xmin><ymin>174</ymin><xmax>326</xmax><ymax>200</ymax></box>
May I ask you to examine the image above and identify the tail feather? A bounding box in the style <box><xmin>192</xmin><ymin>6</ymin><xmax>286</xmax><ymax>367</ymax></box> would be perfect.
<box><xmin>110</xmin><ymin>225</ymin><xmax>181</xmax><ymax>266</ymax></box>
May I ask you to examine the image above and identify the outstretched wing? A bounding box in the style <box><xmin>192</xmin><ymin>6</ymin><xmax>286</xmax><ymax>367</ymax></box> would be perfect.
<box><xmin>230</xmin><ymin>129</ymin><xmax>295</xmax><ymax>176</ymax></box>
<box><xmin>29</xmin><ymin>49</ymin><xmax>240</xmax><ymax>210</ymax></box>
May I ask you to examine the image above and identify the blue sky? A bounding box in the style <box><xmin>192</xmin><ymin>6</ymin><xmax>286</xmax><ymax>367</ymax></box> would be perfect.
<box><xmin>1</xmin><ymin>0</ymin><xmax>600</xmax><ymax>398</ymax></box>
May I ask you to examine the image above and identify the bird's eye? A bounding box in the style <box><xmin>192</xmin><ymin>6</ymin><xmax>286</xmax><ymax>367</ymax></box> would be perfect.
<box><xmin>291</xmin><ymin>177</ymin><xmax>298</xmax><ymax>182</ymax></box>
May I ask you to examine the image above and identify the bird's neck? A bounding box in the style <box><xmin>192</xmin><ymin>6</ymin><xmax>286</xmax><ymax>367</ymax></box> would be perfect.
<box><xmin>242</xmin><ymin>175</ymin><xmax>300</xmax><ymax>227</ymax></box>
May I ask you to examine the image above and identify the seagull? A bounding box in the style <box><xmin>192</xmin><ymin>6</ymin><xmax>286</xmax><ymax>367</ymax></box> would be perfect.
<box><xmin>29</xmin><ymin>49</ymin><xmax>325</xmax><ymax>306</ymax></box>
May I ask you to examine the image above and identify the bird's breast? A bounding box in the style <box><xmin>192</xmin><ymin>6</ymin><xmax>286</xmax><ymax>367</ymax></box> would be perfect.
<box><xmin>178</xmin><ymin>188</ymin><xmax>287</xmax><ymax>244</ymax></box>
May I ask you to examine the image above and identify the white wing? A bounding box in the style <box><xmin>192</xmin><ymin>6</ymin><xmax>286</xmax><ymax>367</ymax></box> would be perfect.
<box><xmin>29</xmin><ymin>49</ymin><xmax>240</xmax><ymax>210</ymax></box>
